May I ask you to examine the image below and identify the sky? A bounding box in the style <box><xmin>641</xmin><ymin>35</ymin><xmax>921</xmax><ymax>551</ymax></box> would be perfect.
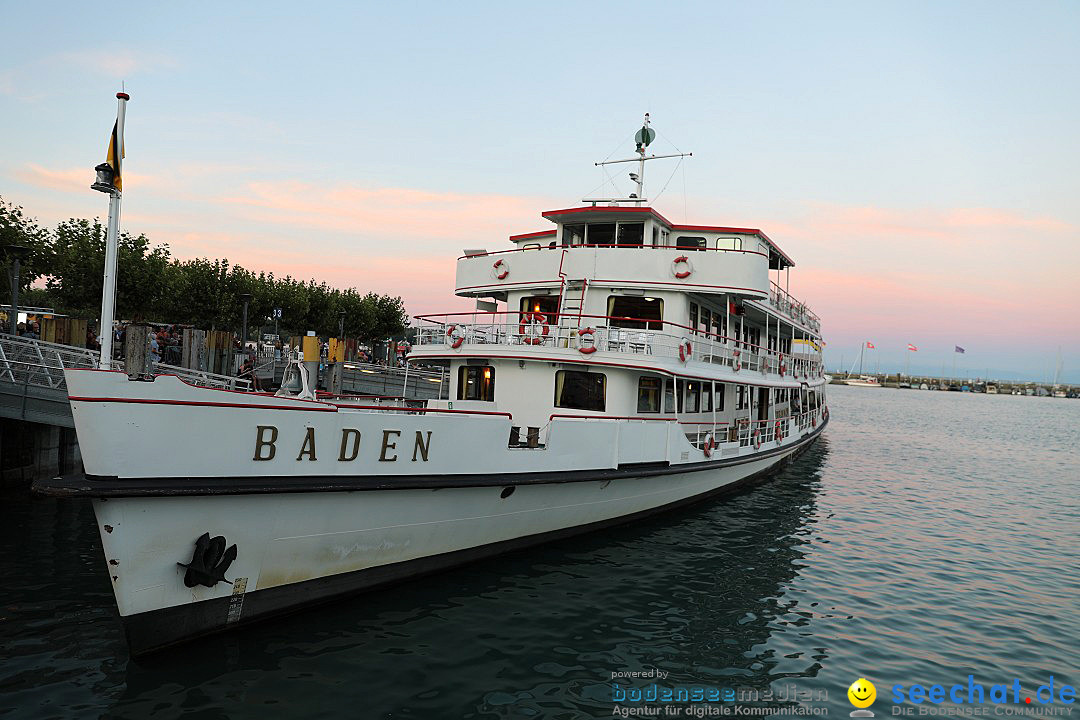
<box><xmin>1</xmin><ymin>1</ymin><xmax>1078</xmax><ymax>381</ymax></box>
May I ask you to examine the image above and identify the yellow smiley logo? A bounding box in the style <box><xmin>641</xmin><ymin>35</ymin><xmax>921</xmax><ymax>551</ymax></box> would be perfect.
<box><xmin>848</xmin><ymin>678</ymin><xmax>877</xmax><ymax>708</ymax></box>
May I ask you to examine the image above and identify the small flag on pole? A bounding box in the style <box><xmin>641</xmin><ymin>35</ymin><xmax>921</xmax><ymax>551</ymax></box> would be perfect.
<box><xmin>865</xmin><ymin>341</ymin><xmax>875</xmax><ymax>349</ymax></box>
<box><xmin>955</xmin><ymin>345</ymin><xmax>965</xmax><ymax>354</ymax></box>
<box><xmin>105</xmin><ymin>121</ymin><xmax>124</xmax><ymax>191</ymax></box>
<box><xmin>907</xmin><ymin>344</ymin><xmax>918</xmax><ymax>351</ymax></box>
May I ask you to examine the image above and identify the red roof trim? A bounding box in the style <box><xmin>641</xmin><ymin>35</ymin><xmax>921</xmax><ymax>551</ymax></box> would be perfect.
<box><xmin>541</xmin><ymin>206</ymin><xmax>675</xmax><ymax>227</ymax></box>
<box><xmin>509</xmin><ymin>230</ymin><xmax>556</xmax><ymax>242</ymax></box>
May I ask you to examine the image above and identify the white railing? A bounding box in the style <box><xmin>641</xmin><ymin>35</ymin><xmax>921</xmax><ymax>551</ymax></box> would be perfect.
<box><xmin>768</xmin><ymin>282</ymin><xmax>821</xmax><ymax>333</ymax></box>
<box><xmin>414</xmin><ymin>313</ymin><xmax>824</xmax><ymax>380</ymax></box>
<box><xmin>0</xmin><ymin>334</ymin><xmax>251</xmax><ymax>393</ymax></box>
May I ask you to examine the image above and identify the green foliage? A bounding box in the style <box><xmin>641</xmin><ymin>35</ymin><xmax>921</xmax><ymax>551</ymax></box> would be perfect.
<box><xmin>0</xmin><ymin>195</ymin><xmax>409</xmax><ymax>341</ymax></box>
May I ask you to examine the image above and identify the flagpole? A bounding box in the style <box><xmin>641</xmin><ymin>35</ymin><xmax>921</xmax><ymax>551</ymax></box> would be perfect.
<box><xmin>97</xmin><ymin>92</ymin><xmax>129</xmax><ymax>369</ymax></box>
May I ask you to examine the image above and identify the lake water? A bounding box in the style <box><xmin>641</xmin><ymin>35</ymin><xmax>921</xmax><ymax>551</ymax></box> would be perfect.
<box><xmin>2</xmin><ymin>385</ymin><xmax>1078</xmax><ymax>719</ymax></box>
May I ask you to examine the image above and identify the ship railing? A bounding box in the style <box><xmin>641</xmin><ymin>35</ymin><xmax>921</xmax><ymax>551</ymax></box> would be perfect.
<box><xmin>460</xmin><ymin>243</ymin><xmax>770</xmax><ymax>261</ymax></box>
<box><xmin>768</xmin><ymin>281</ymin><xmax>821</xmax><ymax>333</ymax></box>
<box><xmin>413</xmin><ymin>312</ymin><xmax>824</xmax><ymax>379</ymax></box>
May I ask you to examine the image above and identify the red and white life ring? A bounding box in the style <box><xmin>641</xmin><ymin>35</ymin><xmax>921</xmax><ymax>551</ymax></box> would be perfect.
<box><xmin>732</xmin><ymin>349</ymin><xmax>741</xmax><ymax>372</ymax></box>
<box><xmin>672</xmin><ymin>255</ymin><xmax>693</xmax><ymax>279</ymax></box>
<box><xmin>775</xmin><ymin>420</ymin><xmax>784</xmax><ymax>443</ymax></box>
<box><xmin>812</xmin><ymin>414</ymin><xmax>817</xmax><ymax>428</ymax></box>
<box><xmin>678</xmin><ymin>337</ymin><xmax>693</xmax><ymax>363</ymax></box>
<box><xmin>703</xmin><ymin>433</ymin><xmax>715</xmax><ymax>458</ymax></box>
<box><xmin>492</xmin><ymin>258</ymin><xmax>509</xmax><ymax>280</ymax></box>
<box><xmin>446</xmin><ymin>325</ymin><xmax>464</xmax><ymax>349</ymax></box>
<box><xmin>519</xmin><ymin>311</ymin><xmax>550</xmax><ymax>345</ymax></box>
<box><xmin>753</xmin><ymin>428</ymin><xmax>761</xmax><ymax>450</ymax></box>
<box><xmin>778</xmin><ymin>354</ymin><xmax>786</xmax><ymax>377</ymax></box>
<box><xmin>577</xmin><ymin>326</ymin><xmax>597</xmax><ymax>354</ymax></box>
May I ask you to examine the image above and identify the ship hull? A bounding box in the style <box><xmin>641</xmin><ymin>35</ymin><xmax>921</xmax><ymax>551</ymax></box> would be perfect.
<box><xmin>82</xmin><ymin>426</ymin><xmax>823</xmax><ymax>655</ymax></box>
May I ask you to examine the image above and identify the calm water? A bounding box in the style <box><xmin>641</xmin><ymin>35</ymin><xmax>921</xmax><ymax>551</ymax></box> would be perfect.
<box><xmin>2</xmin><ymin>386</ymin><xmax>1078</xmax><ymax>719</ymax></box>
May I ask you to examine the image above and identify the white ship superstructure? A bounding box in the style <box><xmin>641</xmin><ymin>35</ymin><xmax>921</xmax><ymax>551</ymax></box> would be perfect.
<box><xmin>38</xmin><ymin>117</ymin><xmax>829</xmax><ymax>653</ymax></box>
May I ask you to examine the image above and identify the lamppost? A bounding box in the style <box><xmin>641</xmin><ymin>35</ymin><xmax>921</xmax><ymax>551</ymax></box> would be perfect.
<box><xmin>4</xmin><ymin>245</ymin><xmax>30</xmax><ymax>335</ymax></box>
<box><xmin>239</xmin><ymin>293</ymin><xmax>252</xmax><ymax>349</ymax></box>
<box><xmin>338</xmin><ymin>310</ymin><xmax>346</xmax><ymax>340</ymax></box>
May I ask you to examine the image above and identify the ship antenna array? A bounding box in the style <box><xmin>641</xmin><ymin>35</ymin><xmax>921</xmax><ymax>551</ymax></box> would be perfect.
<box><xmin>583</xmin><ymin>113</ymin><xmax>692</xmax><ymax>207</ymax></box>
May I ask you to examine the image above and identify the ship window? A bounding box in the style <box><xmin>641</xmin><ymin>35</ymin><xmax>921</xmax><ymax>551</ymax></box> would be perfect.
<box><xmin>564</xmin><ymin>223</ymin><xmax>585</xmax><ymax>246</ymax></box>
<box><xmin>520</xmin><ymin>296</ymin><xmax>558</xmax><ymax>325</ymax></box>
<box><xmin>689</xmin><ymin>303</ymin><xmax>698</xmax><ymax>334</ymax></box>
<box><xmin>699</xmin><ymin>307</ymin><xmax>711</xmax><ymax>337</ymax></box>
<box><xmin>676</xmin><ymin>236</ymin><xmax>706</xmax><ymax>251</ymax></box>
<box><xmin>637</xmin><ymin>376</ymin><xmax>662</xmax><ymax>413</ymax></box>
<box><xmin>712</xmin><ymin>310</ymin><xmax>726</xmax><ymax>339</ymax></box>
<box><xmin>586</xmin><ymin>223</ymin><xmax>616</xmax><ymax>246</ymax></box>
<box><xmin>736</xmin><ymin>385</ymin><xmax>749</xmax><ymax>410</ymax></box>
<box><xmin>702</xmin><ymin>383</ymin><xmax>712</xmax><ymax>413</ymax></box>
<box><xmin>652</xmin><ymin>226</ymin><xmax>660</xmax><ymax>246</ymax></box>
<box><xmin>714</xmin><ymin>382</ymin><xmax>725</xmax><ymax>411</ymax></box>
<box><xmin>555</xmin><ymin>370</ymin><xmax>606</xmax><ymax>412</ymax></box>
<box><xmin>458</xmin><ymin>365</ymin><xmax>495</xmax><ymax>402</ymax></box>
<box><xmin>717</xmin><ymin>237</ymin><xmax>742</xmax><ymax>251</ymax></box>
<box><xmin>664</xmin><ymin>379</ymin><xmax>675</xmax><ymax>413</ymax></box>
<box><xmin>616</xmin><ymin>222</ymin><xmax>644</xmax><ymax>246</ymax></box>
<box><xmin>607</xmin><ymin>296</ymin><xmax>663</xmax><ymax>329</ymax></box>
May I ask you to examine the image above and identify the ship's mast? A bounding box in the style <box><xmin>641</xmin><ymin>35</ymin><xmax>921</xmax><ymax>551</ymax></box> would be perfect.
<box><xmin>584</xmin><ymin>114</ymin><xmax>692</xmax><ymax>206</ymax></box>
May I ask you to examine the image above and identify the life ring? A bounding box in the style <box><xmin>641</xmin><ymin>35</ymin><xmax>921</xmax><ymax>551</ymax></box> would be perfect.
<box><xmin>518</xmin><ymin>311</ymin><xmax>549</xmax><ymax>345</ymax></box>
<box><xmin>775</xmin><ymin>420</ymin><xmax>783</xmax><ymax>444</ymax></box>
<box><xmin>577</xmin><ymin>327</ymin><xmax>597</xmax><ymax>354</ymax></box>
<box><xmin>812</xmin><ymin>415</ymin><xmax>817</xmax><ymax>428</ymax></box>
<box><xmin>678</xmin><ymin>337</ymin><xmax>692</xmax><ymax>363</ymax></box>
<box><xmin>672</xmin><ymin>255</ymin><xmax>693</xmax><ymax>279</ymax></box>
<box><xmin>778</xmin><ymin>354</ymin><xmax>786</xmax><ymax>377</ymax></box>
<box><xmin>446</xmin><ymin>325</ymin><xmax>464</xmax><ymax>349</ymax></box>
<box><xmin>492</xmin><ymin>258</ymin><xmax>509</xmax><ymax>280</ymax></box>
<box><xmin>822</xmin><ymin>406</ymin><xmax>829</xmax><ymax>421</ymax></box>
<box><xmin>732</xmin><ymin>349</ymin><xmax>741</xmax><ymax>372</ymax></box>
<box><xmin>753</xmin><ymin>428</ymin><xmax>761</xmax><ymax>450</ymax></box>
<box><xmin>703</xmin><ymin>433</ymin><xmax>715</xmax><ymax>458</ymax></box>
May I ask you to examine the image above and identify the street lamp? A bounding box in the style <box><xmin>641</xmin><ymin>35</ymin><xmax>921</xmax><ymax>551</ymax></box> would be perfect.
<box><xmin>338</xmin><ymin>310</ymin><xmax>346</xmax><ymax>339</ymax></box>
<box><xmin>4</xmin><ymin>245</ymin><xmax>30</xmax><ymax>335</ymax></box>
<box><xmin>239</xmin><ymin>293</ymin><xmax>253</xmax><ymax>348</ymax></box>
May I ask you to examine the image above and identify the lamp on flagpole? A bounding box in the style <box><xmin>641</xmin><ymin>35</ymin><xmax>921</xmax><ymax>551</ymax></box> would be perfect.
<box><xmin>91</xmin><ymin>91</ymin><xmax>130</xmax><ymax>369</ymax></box>
<box><xmin>4</xmin><ymin>245</ymin><xmax>30</xmax><ymax>335</ymax></box>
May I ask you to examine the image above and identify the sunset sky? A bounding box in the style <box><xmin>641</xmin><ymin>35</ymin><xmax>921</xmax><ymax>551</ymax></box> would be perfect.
<box><xmin>2</xmin><ymin>2</ymin><xmax>1078</xmax><ymax>381</ymax></box>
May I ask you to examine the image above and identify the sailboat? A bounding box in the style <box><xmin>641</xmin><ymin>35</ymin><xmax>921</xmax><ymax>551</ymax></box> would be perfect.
<box><xmin>844</xmin><ymin>341</ymin><xmax>882</xmax><ymax>387</ymax></box>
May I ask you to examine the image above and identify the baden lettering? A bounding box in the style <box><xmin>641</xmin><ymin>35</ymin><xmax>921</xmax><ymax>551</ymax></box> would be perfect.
<box><xmin>379</xmin><ymin>430</ymin><xmax>400</xmax><ymax>462</ymax></box>
<box><xmin>338</xmin><ymin>429</ymin><xmax>361</xmax><ymax>461</ymax></box>
<box><xmin>412</xmin><ymin>431</ymin><xmax>432</xmax><ymax>462</ymax></box>
<box><xmin>296</xmin><ymin>427</ymin><xmax>317</xmax><ymax>461</ymax></box>
<box><xmin>253</xmin><ymin>425</ymin><xmax>278</xmax><ymax>461</ymax></box>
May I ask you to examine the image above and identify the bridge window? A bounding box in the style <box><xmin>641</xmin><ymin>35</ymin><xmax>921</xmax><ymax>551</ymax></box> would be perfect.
<box><xmin>637</xmin><ymin>376</ymin><xmax>662</xmax><ymax>413</ymax></box>
<box><xmin>616</xmin><ymin>222</ymin><xmax>644</xmax><ymax>246</ymax></box>
<box><xmin>608</xmin><ymin>296</ymin><xmax>663</xmax><ymax>329</ymax></box>
<box><xmin>716</xmin><ymin>237</ymin><xmax>742</xmax><ymax>250</ymax></box>
<box><xmin>458</xmin><ymin>365</ymin><xmax>495</xmax><ymax>401</ymax></box>
<box><xmin>586</xmin><ymin>223</ymin><xmax>616</xmax><ymax>246</ymax></box>
<box><xmin>676</xmin><ymin>236</ymin><xmax>706</xmax><ymax>251</ymax></box>
<box><xmin>563</xmin><ymin>224</ymin><xmax>585</xmax><ymax>246</ymax></box>
<box><xmin>555</xmin><ymin>370</ymin><xmax>606</xmax><ymax>412</ymax></box>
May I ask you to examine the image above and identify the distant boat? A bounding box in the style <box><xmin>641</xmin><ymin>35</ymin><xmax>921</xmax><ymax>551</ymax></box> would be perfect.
<box><xmin>919</xmin><ymin>383</ymin><xmax>929</xmax><ymax>390</ymax></box>
<box><xmin>844</xmin><ymin>343</ymin><xmax>881</xmax><ymax>387</ymax></box>
<box><xmin>986</xmin><ymin>384</ymin><xmax>998</xmax><ymax>394</ymax></box>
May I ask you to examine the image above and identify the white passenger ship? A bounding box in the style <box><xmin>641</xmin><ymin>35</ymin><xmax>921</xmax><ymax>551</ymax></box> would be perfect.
<box><xmin>38</xmin><ymin>118</ymin><xmax>828</xmax><ymax>654</ymax></box>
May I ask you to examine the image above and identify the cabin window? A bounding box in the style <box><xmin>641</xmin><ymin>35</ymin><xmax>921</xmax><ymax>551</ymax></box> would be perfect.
<box><xmin>652</xmin><ymin>227</ymin><xmax>660</xmax><ymax>246</ymax></box>
<box><xmin>717</xmin><ymin>237</ymin><xmax>742</xmax><ymax>251</ymax></box>
<box><xmin>677</xmin><ymin>380</ymin><xmax>711</xmax><ymax>413</ymax></box>
<box><xmin>714</xmin><ymin>382</ymin><xmax>726</xmax><ymax>411</ymax></box>
<box><xmin>676</xmin><ymin>236</ymin><xmax>706</xmax><ymax>251</ymax></box>
<box><xmin>698</xmin><ymin>307</ymin><xmax>711</xmax><ymax>336</ymax></box>
<box><xmin>702</xmin><ymin>383</ymin><xmax>712</xmax><ymax>413</ymax></box>
<box><xmin>520</xmin><ymin>296</ymin><xmax>558</xmax><ymax>324</ymax></box>
<box><xmin>637</xmin><ymin>377</ymin><xmax>662</xmax><ymax>413</ymax></box>
<box><xmin>711</xmin><ymin>310</ymin><xmax>726</xmax><ymax>340</ymax></box>
<box><xmin>458</xmin><ymin>365</ymin><xmax>495</xmax><ymax>401</ymax></box>
<box><xmin>664</xmin><ymin>379</ymin><xmax>675</xmax><ymax>413</ymax></box>
<box><xmin>689</xmin><ymin>303</ymin><xmax>698</xmax><ymax>334</ymax></box>
<box><xmin>736</xmin><ymin>385</ymin><xmax>749</xmax><ymax>410</ymax></box>
<box><xmin>554</xmin><ymin>370</ymin><xmax>606</xmax><ymax>412</ymax></box>
<box><xmin>586</xmin><ymin>223</ymin><xmax>616</xmax><ymax>246</ymax></box>
<box><xmin>521</xmin><ymin>243</ymin><xmax>541</xmax><ymax>251</ymax></box>
<box><xmin>607</xmin><ymin>296</ymin><xmax>663</xmax><ymax>329</ymax></box>
<box><xmin>563</xmin><ymin>224</ymin><xmax>586</xmax><ymax>246</ymax></box>
<box><xmin>616</xmin><ymin>222</ymin><xmax>644</xmax><ymax>246</ymax></box>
